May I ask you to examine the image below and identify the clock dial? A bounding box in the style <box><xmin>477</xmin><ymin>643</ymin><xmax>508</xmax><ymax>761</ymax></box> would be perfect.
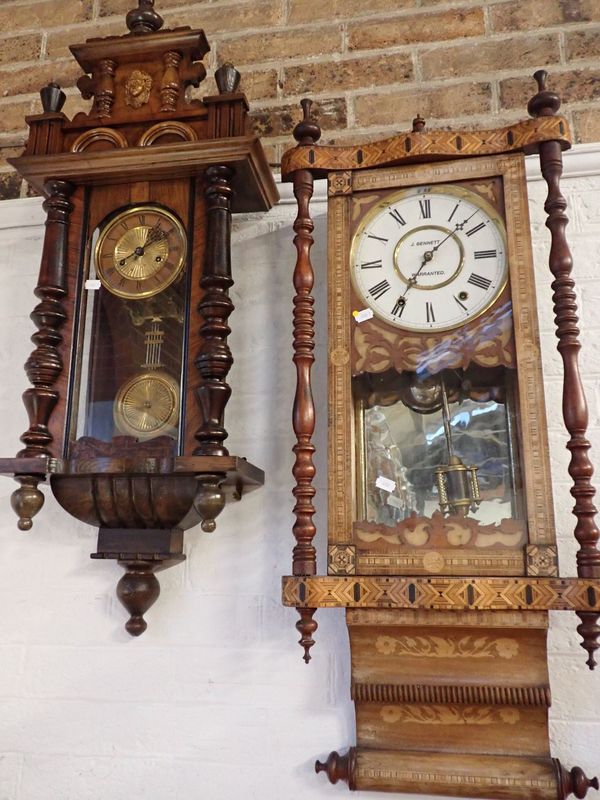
<box><xmin>95</xmin><ymin>205</ymin><xmax>187</xmax><ymax>299</ymax></box>
<box><xmin>351</xmin><ymin>184</ymin><xmax>507</xmax><ymax>332</ymax></box>
<box><xmin>113</xmin><ymin>370</ymin><xmax>180</xmax><ymax>439</ymax></box>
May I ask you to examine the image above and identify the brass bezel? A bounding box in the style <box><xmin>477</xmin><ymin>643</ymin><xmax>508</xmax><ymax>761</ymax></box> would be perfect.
<box><xmin>95</xmin><ymin>204</ymin><xmax>187</xmax><ymax>300</ymax></box>
<box><xmin>350</xmin><ymin>183</ymin><xmax>508</xmax><ymax>333</ymax></box>
<box><xmin>113</xmin><ymin>369</ymin><xmax>180</xmax><ymax>440</ymax></box>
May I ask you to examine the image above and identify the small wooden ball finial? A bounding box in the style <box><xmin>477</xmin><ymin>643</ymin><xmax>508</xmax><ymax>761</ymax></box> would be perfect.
<box><xmin>412</xmin><ymin>114</ymin><xmax>426</xmax><ymax>132</ymax></box>
<box><xmin>293</xmin><ymin>98</ymin><xmax>322</xmax><ymax>146</ymax></box>
<box><xmin>126</xmin><ymin>0</ymin><xmax>164</xmax><ymax>35</ymax></box>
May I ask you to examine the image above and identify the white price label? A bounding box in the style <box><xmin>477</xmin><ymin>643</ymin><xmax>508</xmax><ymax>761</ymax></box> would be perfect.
<box><xmin>353</xmin><ymin>308</ymin><xmax>374</xmax><ymax>323</ymax></box>
<box><xmin>376</xmin><ymin>475</ymin><xmax>396</xmax><ymax>493</ymax></box>
<box><xmin>85</xmin><ymin>279</ymin><xmax>101</xmax><ymax>290</ymax></box>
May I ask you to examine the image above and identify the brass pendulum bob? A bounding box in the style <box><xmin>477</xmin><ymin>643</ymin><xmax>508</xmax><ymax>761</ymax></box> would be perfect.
<box><xmin>434</xmin><ymin>378</ymin><xmax>481</xmax><ymax>517</ymax></box>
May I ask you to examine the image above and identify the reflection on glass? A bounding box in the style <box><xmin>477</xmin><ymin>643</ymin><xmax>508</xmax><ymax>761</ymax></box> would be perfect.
<box><xmin>70</xmin><ymin>233</ymin><xmax>186</xmax><ymax>454</ymax></box>
<box><xmin>360</xmin><ymin>368</ymin><xmax>523</xmax><ymax>529</ymax></box>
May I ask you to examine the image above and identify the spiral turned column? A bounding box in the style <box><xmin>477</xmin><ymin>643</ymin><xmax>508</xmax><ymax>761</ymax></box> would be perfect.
<box><xmin>529</xmin><ymin>71</ymin><xmax>600</xmax><ymax>669</ymax></box>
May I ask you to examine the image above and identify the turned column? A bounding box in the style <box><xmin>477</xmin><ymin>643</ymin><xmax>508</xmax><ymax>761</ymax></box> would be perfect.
<box><xmin>291</xmin><ymin>99</ymin><xmax>321</xmax><ymax>662</ymax></box>
<box><xmin>11</xmin><ymin>179</ymin><xmax>74</xmax><ymax>530</ymax></box>
<box><xmin>194</xmin><ymin>165</ymin><xmax>234</xmax><ymax>457</ymax></box>
<box><xmin>529</xmin><ymin>70</ymin><xmax>600</xmax><ymax>668</ymax></box>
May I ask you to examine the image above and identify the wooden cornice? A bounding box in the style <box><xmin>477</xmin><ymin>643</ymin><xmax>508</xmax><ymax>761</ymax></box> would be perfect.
<box><xmin>281</xmin><ymin>115</ymin><xmax>571</xmax><ymax>179</ymax></box>
<box><xmin>8</xmin><ymin>136</ymin><xmax>279</xmax><ymax>213</ymax></box>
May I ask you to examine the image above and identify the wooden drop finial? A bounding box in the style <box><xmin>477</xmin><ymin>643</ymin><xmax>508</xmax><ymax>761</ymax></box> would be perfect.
<box><xmin>293</xmin><ymin>98</ymin><xmax>321</xmax><ymax>146</ymax></box>
<box><xmin>412</xmin><ymin>114</ymin><xmax>426</xmax><ymax>132</ymax></box>
<box><xmin>296</xmin><ymin>608</ymin><xmax>317</xmax><ymax>663</ymax></box>
<box><xmin>116</xmin><ymin>561</ymin><xmax>160</xmax><ymax>636</ymax></box>
<box><xmin>316</xmin><ymin>749</ymin><xmax>355</xmax><ymax>788</ymax></box>
<box><xmin>126</xmin><ymin>0</ymin><xmax>164</xmax><ymax>34</ymax></box>
<box><xmin>555</xmin><ymin>760</ymin><xmax>599</xmax><ymax>800</ymax></box>
<box><xmin>528</xmin><ymin>69</ymin><xmax>561</xmax><ymax>118</ymax></box>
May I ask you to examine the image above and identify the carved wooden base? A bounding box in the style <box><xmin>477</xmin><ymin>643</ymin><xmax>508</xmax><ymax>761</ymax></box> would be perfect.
<box><xmin>314</xmin><ymin>609</ymin><xmax>598</xmax><ymax>799</ymax></box>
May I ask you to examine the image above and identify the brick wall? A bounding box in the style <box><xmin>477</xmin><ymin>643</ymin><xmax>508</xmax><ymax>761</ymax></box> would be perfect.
<box><xmin>1</xmin><ymin>0</ymin><xmax>600</xmax><ymax>198</ymax></box>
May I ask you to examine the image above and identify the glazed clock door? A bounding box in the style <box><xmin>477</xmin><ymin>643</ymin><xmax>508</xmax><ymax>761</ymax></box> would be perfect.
<box><xmin>68</xmin><ymin>192</ymin><xmax>192</xmax><ymax>456</ymax></box>
<box><xmin>327</xmin><ymin>153</ymin><xmax>557</xmax><ymax>579</ymax></box>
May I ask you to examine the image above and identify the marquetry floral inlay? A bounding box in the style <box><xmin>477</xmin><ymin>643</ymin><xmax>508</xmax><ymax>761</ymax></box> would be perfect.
<box><xmin>380</xmin><ymin>705</ymin><xmax>520</xmax><ymax>726</ymax></box>
<box><xmin>375</xmin><ymin>634</ymin><xmax>519</xmax><ymax>659</ymax></box>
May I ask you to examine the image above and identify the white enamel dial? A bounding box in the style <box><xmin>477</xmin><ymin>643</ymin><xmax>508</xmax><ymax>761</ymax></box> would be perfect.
<box><xmin>351</xmin><ymin>184</ymin><xmax>508</xmax><ymax>332</ymax></box>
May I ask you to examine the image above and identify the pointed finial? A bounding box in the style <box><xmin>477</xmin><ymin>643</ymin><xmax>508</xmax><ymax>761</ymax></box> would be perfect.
<box><xmin>126</xmin><ymin>0</ymin><xmax>164</xmax><ymax>35</ymax></box>
<box><xmin>215</xmin><ymin>63</ymin><xmax>241</xmax><ymax>94</ymax></box>
<box><xmin>527</xmin><ymin>69</ymin><xmax>561</xmax><ymax>118</ymax></box>
<box><xmin>293</xmin><ymin>98</ymin><xmax>321</xmax><ymax>146</ymax></box>
<box><xmin>412</xmin><ymin>114</ymin><xmax>426</xmax><ymax>132</ymax></box>
<box><xmin>296</xmin><ymin>607</ymin><xmax>317</xmax><ymax>662</ymax></box>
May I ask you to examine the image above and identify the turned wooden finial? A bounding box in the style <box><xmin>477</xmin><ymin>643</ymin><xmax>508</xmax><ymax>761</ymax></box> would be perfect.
<box><xmin>412</xmin><ymin>113</ymin><xmax>426</xmax><ymax>132</ymax></box>
<box><xmin>555</xmin><ymin>761</ymin><xmax>599</xmax><ymax>800</ymax></box>
<box><xmin>293</xmin><ymin>98</ymin><xmax>321</xmax><ymax>146</ymax></box>
<box><xmin>116</xmin><ymin>561</ymin><xmax>160</xmax><ymax>636</ymax></box>
<box><xmin>528</xmin><ymin>69</ymin><xmax>561</xmax><ymax>118</ymax></box>
<box><xmin>40</xmin><ymin>82</ymin><xmax>66</xmax><ymax>113</ymax></box>
<box><xmin>296</xmin><ymin>608</ymin><xmax>317</xmax><ymax>663</ymax></box>
<box><xmin>215</xmin><ymin>62</ymin><xmax>241</xmax><ymax>94</ymax></box>
<box><xmin>316</xmin><ymin>749</ymin><xmax>355</xmax><ymax>788</ymax></box>
<box><xmin>126</xmin><ymin>0</ymin><xmax>164</xmax><ymax>34</ymax></box>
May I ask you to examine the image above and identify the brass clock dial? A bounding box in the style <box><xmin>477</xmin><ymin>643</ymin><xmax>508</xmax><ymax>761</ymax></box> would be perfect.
<box><xmin>95</xmin><ymin>205</ymin><xmax>187</xmax><ymax>299</ymax></box>
<box><xmin>113</xmin><ymin>369</ymin><xmax>179</xmax><ymax>440</ymax></box>
<box><xmin>351</xmin><ymin>184</ymin><xmax>508</xmax><ymax>332</ymax></box>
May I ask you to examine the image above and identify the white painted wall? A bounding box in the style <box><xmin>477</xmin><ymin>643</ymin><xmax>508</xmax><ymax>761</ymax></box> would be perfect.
<box><xmin>0</xmin><ymin>147</ymin><xmax>599</xmax><ymax>799</ymax></box>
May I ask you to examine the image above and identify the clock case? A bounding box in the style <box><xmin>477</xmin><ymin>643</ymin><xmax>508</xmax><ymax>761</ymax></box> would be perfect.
<box><xmin>0</xmin><ymin>2</ymin><xmax>278</xmax><ymax>634</ymax></box>
<box><xmin>281</xmin><ymin>78</ymin><xmax>600</xmax><ymax>799</ymax></box>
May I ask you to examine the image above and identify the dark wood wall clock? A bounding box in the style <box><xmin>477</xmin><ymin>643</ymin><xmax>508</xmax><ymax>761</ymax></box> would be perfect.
<box><xmin>281</xmin><ymin>77</ymin><xmax>600</xmax><ymax>799</ymax></box>
<box><xmin>0</xmin><ymin>0</ymin><xmax>278</xmax><ymax>635</ymax></box>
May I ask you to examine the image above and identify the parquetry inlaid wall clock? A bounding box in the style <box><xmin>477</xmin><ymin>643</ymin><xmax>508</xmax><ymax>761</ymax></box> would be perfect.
<box><xmin>0</xmin><ymin>0</ymin><xmax>278</xmax><ymax>635</ymax></box>
<box><xmin>281</xmin><ymin>77</ymin><xmax>600</xmax><ymax>799</ymax></box>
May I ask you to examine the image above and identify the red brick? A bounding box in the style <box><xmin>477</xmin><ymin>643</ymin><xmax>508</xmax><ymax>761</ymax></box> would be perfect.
<box><xmin>0</xmin><ymin>0</ymin><xmax>92</xmax><ymax>34</ymax></box>
<box><xmin>354</xmin><ymin>82</ymin><xmax>491</xmax><ymax>128</ymax></box>
<box><xmin>0</xmin><ymin>60</ymin><xmax>80</xmax><ymax>98</ymax></box>
<box><xmin>251</xmin><ymin>97</ymin><xmax>346</xmax><ymax>137</ymax></box>
<box><xmin>163</xmin><ymin>1</ymin><xmax>284</xmax><ymax>36</ymax></box>
<box><xmin>491</xmin><ymin>0</ymin><xmax>600</xmax><ymax>32</ymax></box>
<box><xmin>289</xmin><ymin>0</ymin><xmax>417</xmax><ymax>24</ymax></box>
<box><xmin>421</xmin><ymin>34</ymin><xmax>560</xmax><ymax>80</ymax></box>
<box><xmin>500</xmin><ymin>69</ymin><xmax>600</xmax><ymax>110</ymax></box>
<box><xmin>283</xmin><ymin>53</ymin><xmax>413</xmax><ymax>96</ymax></box>
<box><xmin>0</xmin><ymin>32</ymin><xmax>42</xmax><ymax>66</ymax></box>
<box><xmin>566</xmin><ymin>27</ymin><xmax>600</xmax><ymax>62</ymax></box>
<box><xmin>348</xmin><ymin>8</ymin><xmax>484</xmax><ymax>50</ymax></box>
<box><xmin>217</xmin><ymin>26</ymin><xmax>342</xmax><ymax>66</ymax></box>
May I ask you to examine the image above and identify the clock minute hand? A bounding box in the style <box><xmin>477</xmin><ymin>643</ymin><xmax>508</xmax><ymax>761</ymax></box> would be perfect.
<box><xmin>429</xmin><ymin>207</ymin><xmax>481</xmax><ymax>255</ymax></box>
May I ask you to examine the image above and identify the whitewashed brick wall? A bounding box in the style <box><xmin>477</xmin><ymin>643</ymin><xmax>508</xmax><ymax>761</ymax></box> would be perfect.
<box><xmin>0</xmin><ymin>148</ymin><xmax>599</xmax><ymax>798</ymax></box>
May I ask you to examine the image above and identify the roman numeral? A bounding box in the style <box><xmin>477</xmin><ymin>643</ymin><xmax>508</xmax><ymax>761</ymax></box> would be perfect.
<box><xmin>369</xmin><ymin>279</ymin><xmax>391</xmax><ymax>300</ymax></box>
<box><xmin>120</xmin><ymin>221</ymin><xmax>129</xmax><ymax>232</ymax></box>
<box><xmin>425</xmin><ymin>301</ymin><xmax>435</xmax><ymax>323</ymax></box>
<box><xmin>419</xmin><ymin>198</ymin><xmax>431</xmax><ymax>218</ymax></box>
<box><xmin>474</xmin><ymin>249</ymin><xmax>497</xmax><ymax>259</ymax></box>
<box><xmin>467</xmin><ymin>272</ymin><xmax>492</xmax><ymax>290</ymax></box>
<box><xmin>465</xmin><ymin>221</ymin><xmax>486</xmax><ymax>237</ymax></box>
<box><xmin>136</xmin><ymin>280</ymin><xmax>143</xmax><ymax>291</ymax></box>
<box><xmin>360</xmin><ymin>259</ymin><xmax>382</xmax><ymax>269</ymax></box>
<box><xmin>138</xmin><ymin>215</ymin><xmax>146</xmax><ymax>225</ymax></box>
<box><xmin>389</xmin><ymin>208</ymin><xmax>406</xmax><ymax>226</ymax></box>
<box><xmin>367</xmin><ymin>233</ymin><xmax>388</xmax><ymax>243</ymax></box>
<box><xmin>391</xmin><ymin>298</ymin><xmax>405</xmax><ymax>317</ymax></box>
<box><xmin>448</xmin><ymin>204</ymin><xmax>460</xmax><ymax>222</ymax></box>
<box><xmin>454</xmin><ymin>295</ymin><xmax>468</xmax><ymax>311</ymax></box>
